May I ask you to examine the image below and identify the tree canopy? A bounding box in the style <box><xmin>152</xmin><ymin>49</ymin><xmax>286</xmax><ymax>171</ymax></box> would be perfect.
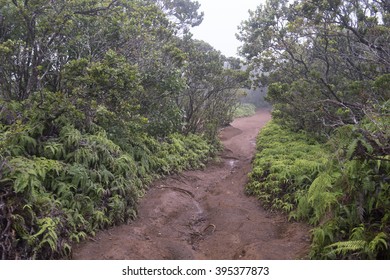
<box><xmin>239</xmin><ymin>0</ymin><xmax>389</xmax><ymax>156</ymax></box>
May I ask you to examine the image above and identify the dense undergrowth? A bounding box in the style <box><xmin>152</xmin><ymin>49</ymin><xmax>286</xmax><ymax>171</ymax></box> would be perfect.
<box><xmin>0</xmin><ymin>97</ymin><xmax>216</xmax><ymax>259</ymax></box>
<box><xmin>233</xmin><ymin>103</ymin><xmax>256</xmax><ymax>118</ymax></box>
<box><xmin>248</xmin><ymin>120</ymin><xmax>390</xmax><ymax>259</ymax></box>
<box><xmin>247</xmin><ymin>122</ymin><xmax>329</xmax><ymax>213</ymax></box>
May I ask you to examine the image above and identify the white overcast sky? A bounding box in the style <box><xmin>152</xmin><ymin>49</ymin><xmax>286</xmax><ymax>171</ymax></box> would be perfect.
<box><xmin>190</xmin><ymin>0</ymin><xmax>264</xmax><ymax>58</ymax></box>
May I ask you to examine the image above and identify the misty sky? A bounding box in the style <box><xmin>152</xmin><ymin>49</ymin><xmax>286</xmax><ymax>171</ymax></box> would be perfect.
<box><xmin>190</xmin><ymin>0</ymin><xmax>264</xmax><ymax>58</ymax></box>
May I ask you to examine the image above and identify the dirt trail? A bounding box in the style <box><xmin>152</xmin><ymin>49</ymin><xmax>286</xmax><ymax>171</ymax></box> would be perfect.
<box><xmin>72</xmin><ymin>110</ymin><xmax>310</xmax><ymax>260</ymax></box>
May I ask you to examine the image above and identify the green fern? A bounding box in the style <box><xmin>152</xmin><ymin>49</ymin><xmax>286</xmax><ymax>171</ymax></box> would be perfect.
<box><xmin>368</xmin><ymin>232</ymin><xmax>388</xmax><ymax>253</ymax></box>
<box><xmin>247</xmin><ymin>121</ymin><xmax>330</xmax><ymax>212</ymax></box>
<box><xmin>60</xmin><ymin>125</ymin><xmax>82</xmax><ymax>150</ymax></box>
<box><xmin>43</xmin><ymin>142</ymin><xmax>65</xmax><ymax>160</ymax></box>
<box><xmin>1</xmin><ymin>102</ymin><xmax>217</xmax><ymax>259</ymax></box>
<box><xmin>28</xmin><ymin>217</ymin><xmax>59</xmax><ymax>259</ymax></box>
<box><xmin>306</xmin><ymin>173</ymin><xmax>341</xmax><ymax>224</ymax></box>
<box><xmin>325</xmin><ymin>240</ymin><xmax>367</xmax><ymax>258</ymax></box>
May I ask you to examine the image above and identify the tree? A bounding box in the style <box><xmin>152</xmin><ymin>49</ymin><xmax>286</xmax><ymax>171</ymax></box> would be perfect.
<box><xmin>178</xmin><ymin>38</ymin><xmax>248</xmax><ymax>139</ymax></box>
<box><xmin>238</xmin><ymin>0</ymin><xmax>389</xmax><ymax>153</ymax></box>
<box><xmin>153</xmin><ymin>0</ymin><xmax>204</xmax><ymax>33</ymax></box>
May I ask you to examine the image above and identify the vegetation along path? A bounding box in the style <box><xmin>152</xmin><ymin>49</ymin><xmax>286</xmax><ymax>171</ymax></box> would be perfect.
<box><xmin>73</xmin><ymin>110</ymin><xmax>310</xmax><ymax>260</ymax></box>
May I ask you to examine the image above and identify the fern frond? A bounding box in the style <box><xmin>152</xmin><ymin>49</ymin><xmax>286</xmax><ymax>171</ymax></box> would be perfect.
<box><xmin>325</xmin><ymin>240</ymin><xmax>367</xmax><ymax>256</ymax></box>
<box><xmin>368</xmin><ymin>232</ymin><xmax>388</xmax><ymax>252</ymax></box>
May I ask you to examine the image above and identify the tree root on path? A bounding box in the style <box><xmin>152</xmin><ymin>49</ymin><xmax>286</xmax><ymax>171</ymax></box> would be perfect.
<box><xmin>156</xmin><ymin>186</ymin><xmax>195</xmax><ymax>198</ymax></box>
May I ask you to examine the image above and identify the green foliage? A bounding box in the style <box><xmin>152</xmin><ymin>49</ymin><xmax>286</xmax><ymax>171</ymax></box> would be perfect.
<box><xmin>239</xmin><ymin>0</ymin><xmax>389</xmax><ymax>136</ymax></box>
<box><xmin>247</xmin><ymin>121</ymin><xmax>329</xmax><ymax>213</ymax></box>
<box><xmin>248</xmin><ymin>120</ymin><xmax>390</xmax><ymax>259</ymax></box>
<box><xmin>0</xmin><ymin>104</ymin><xmax>215</xmax><ymax>259</ymax></box>
<box><xmin>178</xmin><ymin>39</ymin><xmax>249</xmax><ymax>139</ymax></box>
<box><xmin>322</xmin><ymin>228</ymin><xmax>388</xmax><ymax>259</ymax></box>
<box><xmin>233</xmin><ymin>103</ymin><xmax>256</xmax><ymax>118</ymax></box>
<box><xmin>154</xmin><ymin>133</ymin><xmax>214</xmax><ymax>174</ymax></box>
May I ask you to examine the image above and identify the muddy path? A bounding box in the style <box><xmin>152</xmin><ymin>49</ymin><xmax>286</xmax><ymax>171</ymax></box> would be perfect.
<box><xmin>72</xmin><ymin>109</ymin><xmax>311</xmax><ymax>260</ymax></box>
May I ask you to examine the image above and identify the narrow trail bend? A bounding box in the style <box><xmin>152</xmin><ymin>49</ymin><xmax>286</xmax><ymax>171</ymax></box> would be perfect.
<box><xmin>72</xmin><ymin>109</ymin><xmax>310</xmax><ymax>260</ymax></box>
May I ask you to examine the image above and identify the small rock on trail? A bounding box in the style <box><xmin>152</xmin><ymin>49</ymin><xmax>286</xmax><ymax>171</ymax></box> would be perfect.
<box><xmin>72</xmin><ymin>109</ymin><xmax>311</xmax><ymax>260</ymax></box>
